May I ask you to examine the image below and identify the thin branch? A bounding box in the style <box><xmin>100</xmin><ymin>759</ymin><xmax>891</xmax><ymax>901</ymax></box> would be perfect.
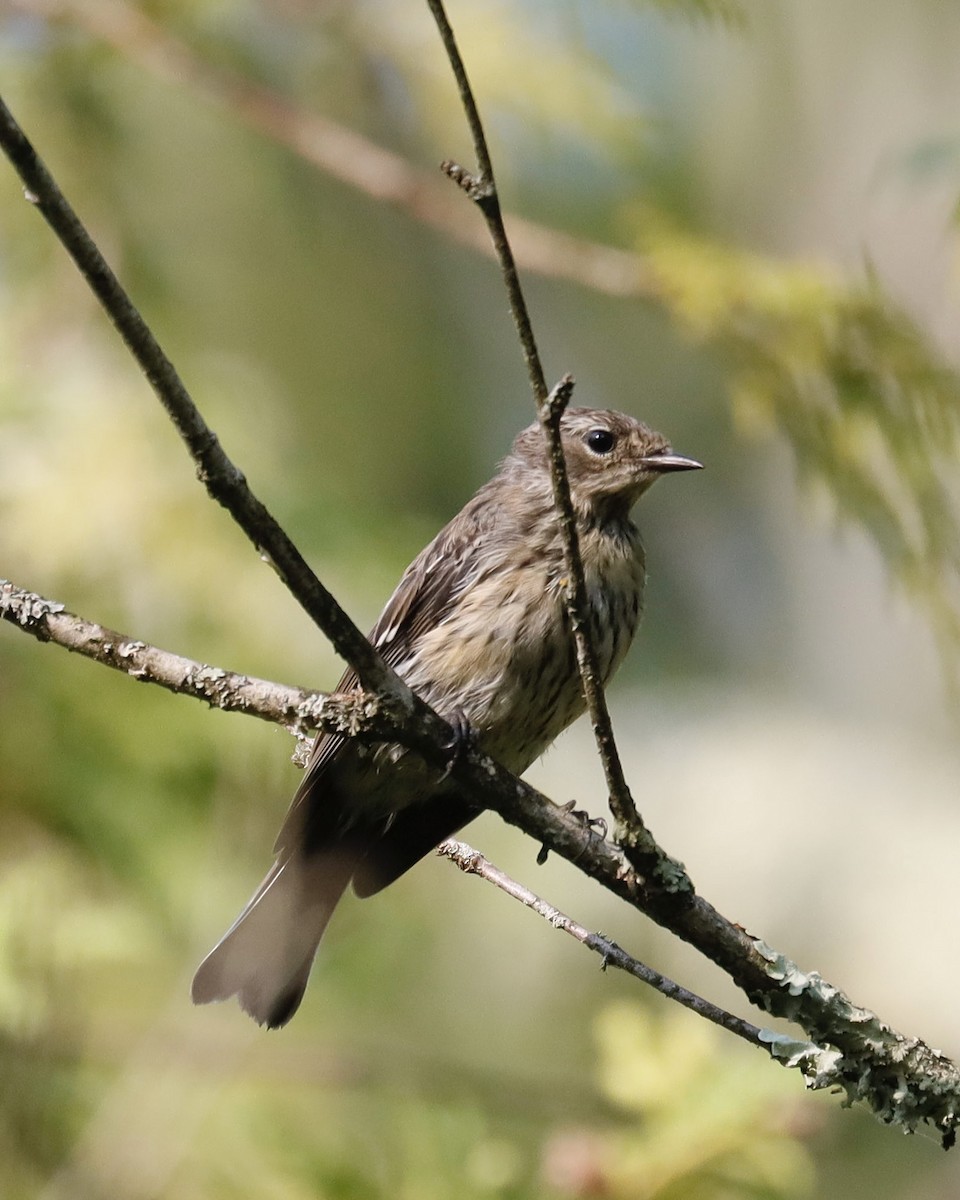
<box><xmin>426</xmin><ymin>0</ymin><xmax>547</xmax><ymax>400</ymax></box>
<box><xmin>7</xmin><ymin>0</ymin><xmax>658</xmax><ymax>302</ymax></box>
<box><xmin>0</xmin><ymin>579</ymin><xmax>399</xmax><ymax>746</ymax></box>
<box><xmin>424</xmin><ymin>3</ymin><xmax>494</xmax><ymax>187</ymax></box>
<box><xmin>0</xmin><ymin>95</ymin><xmax>412</xmax><ymax>712</ymax></box>
<box><xmin>541</xmin><ymin>379</ymin><xmax>678</xmax><ymax>876</ymax></box>
<box><xmin>438</xmin><ymin>840</ymin><xmax>960</xmax><ymax>1129</ymax></box>
<box><xmin>426</xmin><ymin>0</ymin><xmax>674</xmax><ymax>874</ymax></box>
<box><xmin>439</xmin><ymin>839</ymin><xmax>763</xmax><ymax>1050</ymax></box>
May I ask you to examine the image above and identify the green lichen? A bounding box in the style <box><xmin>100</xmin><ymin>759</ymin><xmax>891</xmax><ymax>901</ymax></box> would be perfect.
<box><xmin>753</xmin><ymin>939</ymin><xmax>960</xmax><ymax>1148</ymax></box>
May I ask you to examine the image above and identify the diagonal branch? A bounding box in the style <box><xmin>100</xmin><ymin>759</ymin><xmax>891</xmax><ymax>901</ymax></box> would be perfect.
<box><xmin>5</xmin><ymin>573</ymin><xmax>960</xmax><ymax>1143</ymax></box>
<box><xmin>426</xmin><ymin>0</ymin><xmax>547</xmax><ymax>405</ymax></box>
<box><xmin>0</xmin><ymin>579</ymin><xmax>397</xmax><ymax>746</ymax></box>
<box><xmin>426</xmin><ymin>0</ymin><xmax>676</xmax><ymax>877</ymax></box>
<box><xmin>540</xmin><ymin>377</ymin><xmax>683</xmax><ymax>880</ymax></box>
<box><xmin>0</xmin><ymin>96</ymin><xmax>409</xmax><ymax>710</ymax></box>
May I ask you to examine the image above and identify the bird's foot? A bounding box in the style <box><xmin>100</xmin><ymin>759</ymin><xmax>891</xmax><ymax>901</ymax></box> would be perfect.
<box><xmin>537</xmin><ymin>801</ymin><xmax>608</xmax><ymax>865</ymax></box>
<box><xmin>437</xmin><ymin>708</ymin><xmax>475</xmax><ymax>783</ymax></box>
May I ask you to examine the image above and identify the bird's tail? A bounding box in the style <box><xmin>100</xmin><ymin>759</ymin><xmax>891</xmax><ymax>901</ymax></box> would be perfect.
<box><xmin>191</xmin><ymin>845</ymin><xmax>358</xmax><ymax>1028</ymax></box>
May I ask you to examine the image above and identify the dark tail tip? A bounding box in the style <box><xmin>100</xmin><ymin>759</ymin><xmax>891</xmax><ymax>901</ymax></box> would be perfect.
<box><xmin>257</xmin><ymin>983</ymin><xmax>307</xmax><ymax>1029</ymax></box>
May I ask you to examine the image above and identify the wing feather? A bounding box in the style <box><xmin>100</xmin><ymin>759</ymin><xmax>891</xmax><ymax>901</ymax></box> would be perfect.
<box><xmin>275</xmin><ymin>488</ymin><xmax>495</xmax><ymax>853</ymax></box>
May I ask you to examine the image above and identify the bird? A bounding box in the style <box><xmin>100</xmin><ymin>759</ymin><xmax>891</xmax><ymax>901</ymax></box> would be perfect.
<box><xmin>191</xmin><ymin>407</ymin><xmax>701</xmax><ymax>1026</ymax></box>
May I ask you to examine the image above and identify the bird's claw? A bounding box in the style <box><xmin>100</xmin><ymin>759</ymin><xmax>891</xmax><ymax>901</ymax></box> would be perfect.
<box><xmin>561</xmin><ymin>799</ymin><xmax>608</xmax><ymax>840</ymax></box>
<box><xmin>437</xmin><ymin>708</ymin><xmax>475</xmax><ymax>783</ymax></box>
<box><xmin>537</xmin><ymin>801</ymin><xmax>608</xmax><ymax>864</ymax></box>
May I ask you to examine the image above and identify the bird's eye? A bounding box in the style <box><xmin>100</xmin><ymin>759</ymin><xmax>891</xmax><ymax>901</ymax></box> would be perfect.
<box><xmin>584</xmin><ymin>428</ymin><xmax>616</xmax><ymax>455</ymax></box>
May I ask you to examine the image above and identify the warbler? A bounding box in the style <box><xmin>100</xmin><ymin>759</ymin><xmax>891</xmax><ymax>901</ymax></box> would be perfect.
<box><xmin>192</xmin><ymin>407</ymin><xmax>701</xmax><ymax>1026</ymax></box>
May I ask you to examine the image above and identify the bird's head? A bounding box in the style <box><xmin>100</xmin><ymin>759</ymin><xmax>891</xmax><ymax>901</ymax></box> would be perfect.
<box><xmin>510</xmin><ymin>407</ymin><xmax>702</xmax><ymax>522</ymax></box>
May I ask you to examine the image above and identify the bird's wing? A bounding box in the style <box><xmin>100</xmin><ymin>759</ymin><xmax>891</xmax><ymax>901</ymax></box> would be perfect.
<box><xmin>274</xmin><ymin>490</ymin><xmax>493</xmax><ymax>854</ymax></box>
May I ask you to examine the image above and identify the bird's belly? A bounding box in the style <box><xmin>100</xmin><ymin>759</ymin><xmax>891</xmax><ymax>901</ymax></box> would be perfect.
<box><xmin>399</xmin><ymin>548</ymin><xmax>644</xmax><ymax>777</ymax></box>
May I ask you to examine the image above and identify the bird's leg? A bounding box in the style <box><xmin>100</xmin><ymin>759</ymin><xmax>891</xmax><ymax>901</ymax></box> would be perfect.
<box><xmin>537</xmin><ymin>801</ymin><xmax>607</xmax><ymax>864</ymax></box>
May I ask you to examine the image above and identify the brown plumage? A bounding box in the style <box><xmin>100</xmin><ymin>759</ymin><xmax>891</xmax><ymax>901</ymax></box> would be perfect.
<box><xmin>191</xmin><ymin>408</ymin><xmax>701</xmax><ymax>1026</ymax></box>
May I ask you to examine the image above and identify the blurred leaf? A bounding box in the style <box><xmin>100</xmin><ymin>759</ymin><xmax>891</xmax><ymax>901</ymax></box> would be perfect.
<box><xmin>0</xmin><ymin>847</ymin><xmax>157</xmax><ymax>1037</ymax></box>
<box><xmin>627</xmin><ymin>0</ymin><xmax>746</xmax><ymax>21</ymax></box>
<box><xmin>548</xmin><ymin>1000</ymin><xmax>818</xmax><ymax>1200</ymax></box>
<box><xmin>637</xmin><ymin>211</ymin><xmax>960</xmax><ymax>675</ymax></box>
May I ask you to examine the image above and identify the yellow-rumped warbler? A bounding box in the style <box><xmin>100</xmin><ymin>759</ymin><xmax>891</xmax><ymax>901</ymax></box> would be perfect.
<box><xmin>192</xmin><ymin>408</ymin><xmax>700</xmax><ymax>1026</ymax></box>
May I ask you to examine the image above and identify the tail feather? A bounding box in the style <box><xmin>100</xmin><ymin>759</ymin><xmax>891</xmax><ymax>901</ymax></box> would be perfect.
<box><xmin>191</xmin><ymin>845</ymin><xmax>358</xmax><ymax>1028</ymax></box>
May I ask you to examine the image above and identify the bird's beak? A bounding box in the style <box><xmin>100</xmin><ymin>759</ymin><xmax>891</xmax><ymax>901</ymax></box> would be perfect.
<box><xmin>641</xmin><ymin>452</ymin><xmax>703</xmax><ymax>473</ymax></box>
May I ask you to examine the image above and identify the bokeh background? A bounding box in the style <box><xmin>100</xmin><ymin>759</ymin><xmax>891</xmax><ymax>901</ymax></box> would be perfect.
<box><xmin>2</xmin><ymin>0</ymin><xmax>960</xmax><ymax>1196</ymax></box>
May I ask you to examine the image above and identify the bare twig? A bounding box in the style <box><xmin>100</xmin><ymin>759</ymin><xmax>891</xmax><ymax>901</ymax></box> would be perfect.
<box><xmin>427</xmin><ymin>0</ymin><xmax>546</xmax><ymax>400</ymax></box>
<box><xmin>426</xmin><ymin>0</ymin><xmax>676</xmax><ymax>875</ymax></box>
<box><xmin>439</xmin><ymin>839</ymin><xmax>761</xmax><ymax>1049</ymax></box>
<box><xmin>540</xmin><ymin>379</ymin><xmax>679</xmax><ymax>876</ymax></box>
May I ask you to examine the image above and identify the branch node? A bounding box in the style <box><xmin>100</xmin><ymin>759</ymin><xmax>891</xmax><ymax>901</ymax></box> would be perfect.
<box><xmin>541</xmin><ymin>373</ymin><xmax>576</xmax><ymax>424</ymax></box>
<box><xmin>440</xmin><ymin>158</ymin><xmax>494</xmax><ymax>204</ymax></box>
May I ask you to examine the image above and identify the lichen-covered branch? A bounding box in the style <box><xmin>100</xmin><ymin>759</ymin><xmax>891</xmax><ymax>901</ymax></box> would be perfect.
<box><xmin>3</xmin><ymin>576</ymin><xmax>958</xmax><ymax>1141</ymax></box>
<box><xmin>0</xmin><ymin>579</ymin><xmax>407</xmax><ymax>747</ymax></box>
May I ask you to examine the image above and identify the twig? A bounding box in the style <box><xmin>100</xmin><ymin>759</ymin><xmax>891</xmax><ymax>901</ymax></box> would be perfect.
<box><xmin>0</xmin><ymin>96</ymin><xmax>413</xmax><ymax>712</ymax></box>
<box><xmin>439</xmin><ymin>839</ymin><xmax>762</xmax><ymax>1050</ymax></box>
<box><xmin>426</xmin><ymin>0</ymin><xmax>547</xmax><ymax>400</ymax></box>
<box><xmin>441</xmin><ymin>815</ymin><xmax>959</xmax><ymax>1149</ymax></box>
<box><xmin>426</xmin><ymin>0</ymin><xmax>676</xmax><ymax>875</ymax></box>
<box><xmin>540</xmin><ymin>380</ymin><xmax>678</xmax><ymax>876</ymax></box>
<box><xmin>0</xmin><ymin>579</ymin><xmax>397</xmax><ymax>745</ymax></box>
<box><xmin>437</xmin><ymin>840</ymin><xmax>960</xmax><ymax>1126</ymax></box>
<box><xmin>7</xmin><ymin>0</ymin><xmax>657</xmax><ymax>302</ymax></box>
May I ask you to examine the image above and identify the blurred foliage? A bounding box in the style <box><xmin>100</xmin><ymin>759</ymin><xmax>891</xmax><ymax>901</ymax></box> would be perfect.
<box><xmin>640</xmin><ymin>214</ymin><xmax>960</xmax><ymax>667</ymax></box>
<box><xmin>2</xmin><ymin>0</ymin><xmax>960</xmax><ymax>1198</ymax></box>
<box><xmin>563</xmin><ymin>1001</ymin><xmax>817</xmax><ymax>1199</ymax></box>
